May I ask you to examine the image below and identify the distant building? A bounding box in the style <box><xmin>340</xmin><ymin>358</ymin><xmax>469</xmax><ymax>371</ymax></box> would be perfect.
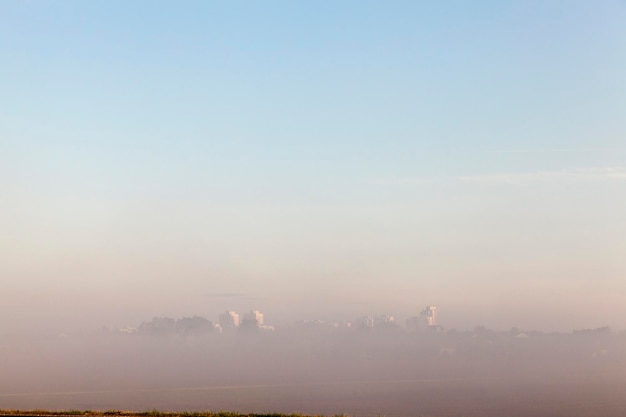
<box><xmin>405</xmin><ymin>305</ymin><xmax>438</xmax><ymax>331</ymax></box>
<box><xmin>353</xmin><ymin>316</ymin><xmax>374</xmax><ymax>329</ymax></box>
<box><xmin>219</xmin><ymin>310</ymin><xmax>240</xmax><ymax>328</ymax></box>
<box><xmin>374</xmin><ymin>315</ymin><xmax>396</xmax><ymax>327</ymax></box>
<box><xmin>117</xmin><ymin>326</ymin><xmax>137</xmax><ymax>334</ymax></box>
<box><xmin>239</xmin><ymin>310</ymin><xmax>273</xmax><ymax>331</ymax></box>
<box><xmin>244</xmin><ymin>310</ymin><xmax>264</xmax><ymax>326</ymax></box>
<box><xmin>421</xmin><ymin>305</ymin><xmax>437</xmax><ymax>326</ymax></box>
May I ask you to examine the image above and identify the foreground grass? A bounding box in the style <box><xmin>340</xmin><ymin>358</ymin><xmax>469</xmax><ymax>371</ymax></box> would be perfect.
<box><xmin>0</xmin><ymin>411</ymin><xmax>344</xmax><ymax>417</ymax></box>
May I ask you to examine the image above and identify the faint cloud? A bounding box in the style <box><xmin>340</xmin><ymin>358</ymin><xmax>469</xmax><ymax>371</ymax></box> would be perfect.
<box><xmin>486</xmin><ymin>148</ymin><xmax>617</xmax><ymax>154</ymax></box>
<box><xmin>455</xmin><ymin>167</ymin><xmax>626</xmax><ymax>185</ymax></box>
<box><xmin>373</xmin><ymin>167</ymin><xmax>626</xmax><ymax>187</ymax></box>
<box><xmin>370</xmin><ymin>177</ymin><xmax>440</xmax><ymax>186</ymax></box>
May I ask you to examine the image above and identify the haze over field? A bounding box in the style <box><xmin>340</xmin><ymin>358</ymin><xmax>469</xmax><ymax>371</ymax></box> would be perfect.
<box><xmin>2</xmin><ymin>320</ymin><xmax>626</xmax><ymax>417</ymax></box>
<box><xmin>1</xmin><ymin>1</ymin><xmax>626</xmax><ymax>415</ymax></box>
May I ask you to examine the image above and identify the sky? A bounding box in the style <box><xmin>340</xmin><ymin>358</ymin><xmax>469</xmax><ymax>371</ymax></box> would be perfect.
<box><xmin>1</xmin><ymin>0</ymin><xmax>626</xmax><ymax>333</ymax></box>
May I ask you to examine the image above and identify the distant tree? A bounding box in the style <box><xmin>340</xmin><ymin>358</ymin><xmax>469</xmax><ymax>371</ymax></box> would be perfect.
<box><xmin>175</xmin><ymin>316</ymin><xmax>214</xmax><ymax>337</ymax></box>
<box><xmin>138</xmin><ymin>317</ymin><xmax>177</xmax><ymax>336</ymax></box>
<box><xmin>573</xmin><ymin>326</ymin><xmax>611</xmax><ymax>337</ymax></box>
<box><xmin>473</xmin><ymin>325</ymin><xmax>495</xmax><ymax>338</ymax></box>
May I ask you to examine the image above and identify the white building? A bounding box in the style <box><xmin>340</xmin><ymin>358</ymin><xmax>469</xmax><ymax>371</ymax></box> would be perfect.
<box><xmin>421</xmin><ymin>305</ymin><xmax>437</xmax><ymax>326</ymax></box>
<box><xmin>243</xmin><ymin>310</ymin><xmax>264</xmax><ymax>326</ymax></box>
<box><xmin>219</xmin><ymin>310</ymin><xmax>240</xmax><ymax>328</ymax></box>
<box><xmin>405</xmin><ymin>305</ymin><xmax>438</xmax><ymax>331</ymax></box>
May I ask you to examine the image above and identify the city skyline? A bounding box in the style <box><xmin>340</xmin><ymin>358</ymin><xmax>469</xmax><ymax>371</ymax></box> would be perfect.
<box><xmin>2</xmin><ymin>3</ymin><xmax>625</xmax><ymax>416</ymax></box>
<box><xmin>2</xmin><ymin>1</ymin><xmax>626</xmax><ymax>335</ymax></box>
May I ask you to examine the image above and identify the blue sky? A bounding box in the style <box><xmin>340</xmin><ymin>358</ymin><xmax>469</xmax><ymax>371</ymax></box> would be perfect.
<box><xmin>1</xmin><ymin>1</ymin><xmax>626</xmax><ymax>332</ymax></box>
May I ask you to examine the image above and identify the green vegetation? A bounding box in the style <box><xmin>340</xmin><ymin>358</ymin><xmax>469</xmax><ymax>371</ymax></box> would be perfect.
<box><xmin>0</xmin><ymin>411</ymin><xmax>343</xmax><ymax>417</ymax></box>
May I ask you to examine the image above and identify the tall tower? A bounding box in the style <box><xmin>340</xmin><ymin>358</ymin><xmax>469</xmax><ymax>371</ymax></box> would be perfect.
<box><xmin>219</xmin><ymin>310</ymin><xmax>240</xmax><ymax>328</ymax></box>
<box><xmin>245</xmin><ymin>310</ymin><xmax>264</xmax><ymax>326</ymax></box>
<box><xmin>421</xmin><ymin>305</ymin><xmax>437</xmax><ymax>326</ymax></box>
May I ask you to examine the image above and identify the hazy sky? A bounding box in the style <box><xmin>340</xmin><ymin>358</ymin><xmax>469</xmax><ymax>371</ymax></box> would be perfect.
<box><xmin>2</xmin><ymin>1</ymin><xmax>625</xmax><ymax>333</ymax></box>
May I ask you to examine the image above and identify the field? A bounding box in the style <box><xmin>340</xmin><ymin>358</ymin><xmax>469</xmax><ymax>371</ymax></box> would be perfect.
<box><xmin>3</xmin><ymin>330</ymin><xmax>626</xmax><ymax>417</ymax></box>
<box><xmin>2</xmin><ymin>372</ymin><xmax>626</xmax><ymax>417</ymax></box>
<box><xmin>0</xmin><ymin>411</ymin><xmax>333</xmax><ymax>417</ymax></box>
